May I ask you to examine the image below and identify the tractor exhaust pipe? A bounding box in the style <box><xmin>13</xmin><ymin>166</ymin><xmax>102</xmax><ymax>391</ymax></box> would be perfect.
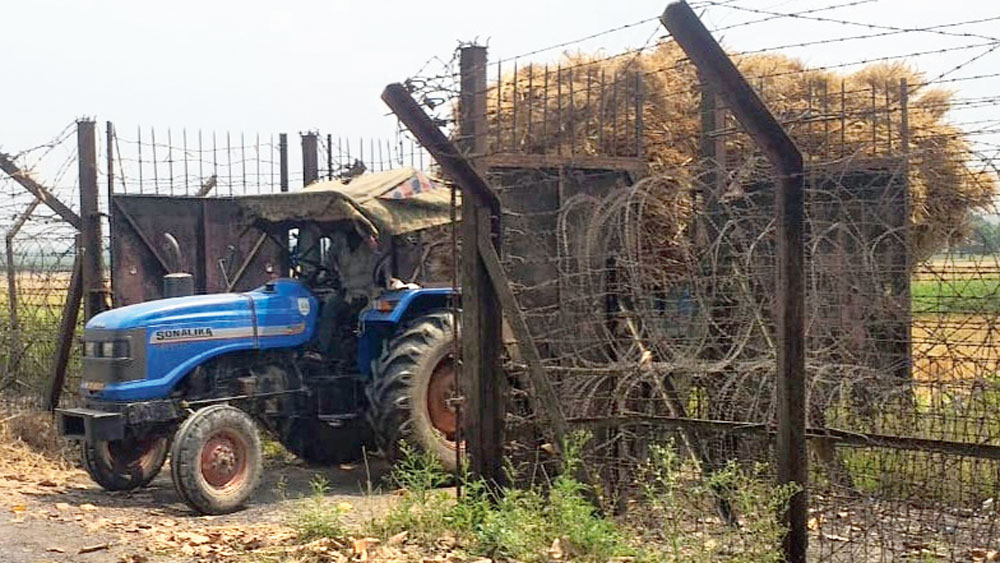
<box><xmin>163</xmin><ymin>272</ymin><xmax>194</xmax><ymax>298</ymax></box>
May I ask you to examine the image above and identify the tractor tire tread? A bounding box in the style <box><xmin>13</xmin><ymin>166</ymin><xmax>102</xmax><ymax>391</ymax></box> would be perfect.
<box><xmin>83</xmin><ymin>436</ymin><xmax>168</xmax><ymax>492</ymax></box>
<box><xmin>365</xmin><ymin>310</ymin><xmax>457</xmax><ymax>470</ymax></box>
<box><xmin>169</xmin><ymin>404</ymin><xmax>262</xmax><ymax>515</ymax></box>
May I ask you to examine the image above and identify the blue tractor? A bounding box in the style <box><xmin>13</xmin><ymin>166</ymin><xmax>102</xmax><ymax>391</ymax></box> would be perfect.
<box><xmin>58</xmin><ymin>169</ymin><xmax>462</xmax><ymax>514</ymax></box>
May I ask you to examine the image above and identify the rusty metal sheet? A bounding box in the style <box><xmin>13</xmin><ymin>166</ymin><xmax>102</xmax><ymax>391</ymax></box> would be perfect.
<box><xmin>111</xmin><ymin>195</ymin><xmax>284</xmax><ymax>306</ymax></box>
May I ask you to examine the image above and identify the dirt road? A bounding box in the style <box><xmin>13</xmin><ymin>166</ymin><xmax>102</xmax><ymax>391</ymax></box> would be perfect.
<box><xmin>0</xmin><ymin>456</ymin><xmax>394</xmax><ymax>562</ymax></box>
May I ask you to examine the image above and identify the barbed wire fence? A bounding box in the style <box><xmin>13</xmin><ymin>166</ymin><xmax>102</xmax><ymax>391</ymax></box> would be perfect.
<box><xmin>391</xmin><ymin>2</ymin><xmax>1000</xmax><ymax>560</ymax></box>
<box><xmin>0</xmin><ymin>125</ymin><xmax>80</xmax><ymax>407</ymax></box>
<box><xmin>109</xmin><ymin>126</ymin><xmax>430</xmax><ymax>197</ymax></box>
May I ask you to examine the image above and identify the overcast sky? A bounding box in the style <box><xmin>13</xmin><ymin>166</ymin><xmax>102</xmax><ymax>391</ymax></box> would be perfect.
<box><xmin>2</xmin><ymin>0</ymin><xmax>998</xmax><ymax>164</ymax></box>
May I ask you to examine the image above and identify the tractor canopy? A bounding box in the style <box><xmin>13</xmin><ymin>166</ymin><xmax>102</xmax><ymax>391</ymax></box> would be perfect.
<box><xmin>235</xmin><ymin>167</ymin><xmax>459</xmax><ymax>239</ymax></box>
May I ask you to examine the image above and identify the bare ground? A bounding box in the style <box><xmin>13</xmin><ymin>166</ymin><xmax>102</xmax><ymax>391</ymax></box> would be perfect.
<box><xmin>0</xmin><ymin>428</ymin><xmax>397</xmax><ymax>562</ymax></box>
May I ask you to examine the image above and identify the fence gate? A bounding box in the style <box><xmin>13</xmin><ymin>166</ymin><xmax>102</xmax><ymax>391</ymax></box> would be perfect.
<box><xmin>111</xmin><ymin>195</ymin><xmax>284</xmax><ymax>305</ymax></box>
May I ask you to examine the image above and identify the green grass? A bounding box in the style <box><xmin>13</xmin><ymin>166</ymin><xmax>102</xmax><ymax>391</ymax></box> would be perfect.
<box><xmin>285</xmin><ymin>434</ymin><xmax>797</xmax><ymax>562</ymax></box>
<box><xmin>0</xmin><ymin>293</ymin><xmax>82</xmax><ymax>395</ymax></box>
<box><xmin>363</xmin><ymin>437</ymin><xmax>643</xmax><ymax>562</ymax></box>
<box><xmin>823</xmin><ymin>378</ymin><xmax>1000</xmax><ymax>505</ymax></box>
<box><xmin>637</xmin><ymin>443</ymin><xmax>798</xmax><ymax>563</ymax></box>
<box><xmin>912</xmin><ymin>277</ymin><xmax>1000</xmax><ymax>313</ymax></box>
<box><xmin>292</xmin><ymin>475</ymin><xmax>352</xmax><ymax>540</ymax></box>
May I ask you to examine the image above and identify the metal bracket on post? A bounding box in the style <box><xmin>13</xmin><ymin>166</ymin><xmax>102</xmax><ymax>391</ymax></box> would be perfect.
<box><xmin>660</xmin><ymin>2</ymin><xmax>808</xmax><ymax>561</ymax></box>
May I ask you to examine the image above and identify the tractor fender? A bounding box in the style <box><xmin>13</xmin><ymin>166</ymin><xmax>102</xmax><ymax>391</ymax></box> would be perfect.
<box><xmin>357</xmin><ymin>287</ymin><xmax>458</xmax><ymax>379</ymax></box>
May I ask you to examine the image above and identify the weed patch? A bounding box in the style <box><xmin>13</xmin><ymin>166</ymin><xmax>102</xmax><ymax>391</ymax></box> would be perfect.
<box><xmin>292</xmin><ymin>475</ymin><xmax>353</xmax><ymax>541</ymax></box>
<box><xmin>636</xmin><ymin>442</ymin><xmax>798</xmax><ymax>563</ymax></box>
<box><xmin>362</xmin><ymin>435</ymin><xmax>794</xmax><ymax>562</ymax></box>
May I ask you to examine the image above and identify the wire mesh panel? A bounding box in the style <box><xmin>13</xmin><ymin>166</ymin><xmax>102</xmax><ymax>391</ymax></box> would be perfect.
<box><xmin>111</xmin><ymin>126</ymin><xmax>285</xmax><ymax>196</ymax></box>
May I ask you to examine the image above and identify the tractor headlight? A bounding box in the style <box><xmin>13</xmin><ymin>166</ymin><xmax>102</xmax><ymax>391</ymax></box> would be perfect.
<box><xmin>110</xmin><ymin>340</ymin><xmax>130</xmax><ymax>359</ymax></box>
<box><xmin>88</xmin><ymin>340</ymin><xmax>130</xmax><ymax>359</ymax></box>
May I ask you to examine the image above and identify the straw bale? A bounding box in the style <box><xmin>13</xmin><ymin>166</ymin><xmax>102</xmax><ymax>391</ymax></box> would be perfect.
<box><xmin>485</xmin><ymin>43</ymin><xmax>996</xmax><ymax>261</ymax></box>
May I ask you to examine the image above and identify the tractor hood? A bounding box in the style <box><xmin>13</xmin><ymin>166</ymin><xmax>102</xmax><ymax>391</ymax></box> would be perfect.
<box><xmin>87</xmin><ymin>292</ymin><xmax>253</xmax><ymax>332</ymax></box>
<box><xmin>82</xmin><ymin>279</ymin><xmax>319</xmax><ymax>402</ymax></box>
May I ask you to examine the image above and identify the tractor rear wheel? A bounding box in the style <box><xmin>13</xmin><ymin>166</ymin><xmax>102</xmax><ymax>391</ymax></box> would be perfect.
<box><xmin>83</xmin><ymin>434</ymin><xmax>169</xmax><ymax>491</ymax></box>
<box><xmin>170</xmin><ymin>405</ymin><xmax>262</xmax><ymax>514</ymax></box>
<box><xmin>366</xmin><ymin>311</ymin><xmax>461</xmax><ymax>471</ymax></box>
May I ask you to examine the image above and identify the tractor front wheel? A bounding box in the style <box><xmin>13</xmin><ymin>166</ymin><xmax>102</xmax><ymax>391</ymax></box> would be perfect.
<box><xmin>170</xmin><ymin>405</ymin><xmax>262</xmax><ymax>514</ymax></box>
<box><xmin>83</xmin><ymin>434</ymin><xmax>169</xmax><ymax>491</ymax></box>
<box><xmin>366</xmin><ymin>311</ymin><xmax>461</xmax><ymax>471</ymax></box>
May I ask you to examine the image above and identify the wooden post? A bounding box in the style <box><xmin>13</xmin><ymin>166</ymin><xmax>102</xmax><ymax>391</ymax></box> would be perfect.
<box><xmin>457</xmin><ymin>45</ymin><xmax>506</xmax><ymax>486</ymax></box>
<box><xmin>279</xmin><ymin>133</ymin><xmax>289</xmax><ymax>193</ymax></box>
<box><xmin>661</xmin><ymin>3</ymin><xmax>808</xmax><ymax>561</ymax></box>
<box><xmin>45</xmin><ymin>240</ymin><xmax>83</xmax><ymax>411</ymax></box>
<box><xmin>77</xmin><ymin>120</ymin><xmax>108</xmax><ymax>320</ymax></box>
<box><xmin>299</xmin><ymin>133</ymin><xmax>320</xmax><ymax>270</ymax></box>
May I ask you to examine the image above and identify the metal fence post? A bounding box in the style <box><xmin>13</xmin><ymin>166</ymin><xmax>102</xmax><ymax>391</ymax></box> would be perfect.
<box><xmin>45</xmin><ymin>238</ymin><xmax>83</xmax><ymax>411</ymax></box>
<box><xmin>2</xmin><ymin>198</ymin><xmax>41</xmax><ymax>388</ymax></box>
<box><xmin>457</xmin><ymin>45</ymin><xmax>507</xmax><ymax>487</ymax></box>
<box><xmin>299</xmin><ymin>132</ymin><xmax>320</xmax><ymax>271</ymax></box>
<box><xmin>279</xmin><ymin>133</ymin><xmax>289</xmax><ymax>193</ymax></box>
<box><xmin>302</xmin><ymin>132</ymin><xmax>319</xmax><ymax>187</ymax></box>
<box><xmin>276</xmin><ymin>133</ymin><xmax>290</xmax><ymax>273</ymax></box>
<box><xmin>3</xmin><ymin>231</ymin><xmax>19</xmax><ymax>385</ymax></box>
<box><xmin>78</xmin><ymin>119</ymin><xmax>108</xmax><ymax>320</ymax></box>
<box><xmin>661</xmin><ymin>3</ymin><xmax>808</xmax><ymax>561</ymax></box>
<box><xmin>106</xmin><ymin>121</ymin><xmax>116</xmax><ymax>306</ymax></box>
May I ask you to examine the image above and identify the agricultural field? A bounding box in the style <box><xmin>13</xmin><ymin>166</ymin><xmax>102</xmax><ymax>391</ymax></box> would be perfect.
<box><xmin>0</xmin><ymin>270</ymin><xmax>80</xmax><ymax>394</ymax></box>
<box><xmin>911</xmin><ymin>256</ymin><xmax>1000</xmax><ymax>383</ymax></box>
<box><xmin>830</xmin><ymin>256</ymin><xmax>1000</xmax><ymax>505</ymax></box>
<box><xmin>913</xmin><ymin>256</ymin><xmax>1000</xmax><ymax>314</ymax></box>
<box><xmin>0</xmin><ymin>270</ymin><xmax>74</xmax><ymax>311</ymax></box>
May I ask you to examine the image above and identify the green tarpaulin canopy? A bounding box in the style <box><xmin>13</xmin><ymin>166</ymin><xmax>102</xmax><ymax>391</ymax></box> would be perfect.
<box><xmin>236</xmin><ymin>167</ymin><xmax>458</xmax><ymax>238</ymax></box>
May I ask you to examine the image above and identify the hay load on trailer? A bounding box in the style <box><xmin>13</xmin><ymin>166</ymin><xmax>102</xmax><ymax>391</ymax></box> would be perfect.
<box><xmin>486</xmin><ymin>42</ymin><xmax>996</xmax><ymax>262</ymax></box>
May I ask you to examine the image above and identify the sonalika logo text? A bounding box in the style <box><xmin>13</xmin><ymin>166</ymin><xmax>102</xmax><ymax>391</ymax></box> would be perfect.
<box><xmin>153</xmin><ymin>327</ymin><xmax>214</xmax><ymax>342</ymax></box>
